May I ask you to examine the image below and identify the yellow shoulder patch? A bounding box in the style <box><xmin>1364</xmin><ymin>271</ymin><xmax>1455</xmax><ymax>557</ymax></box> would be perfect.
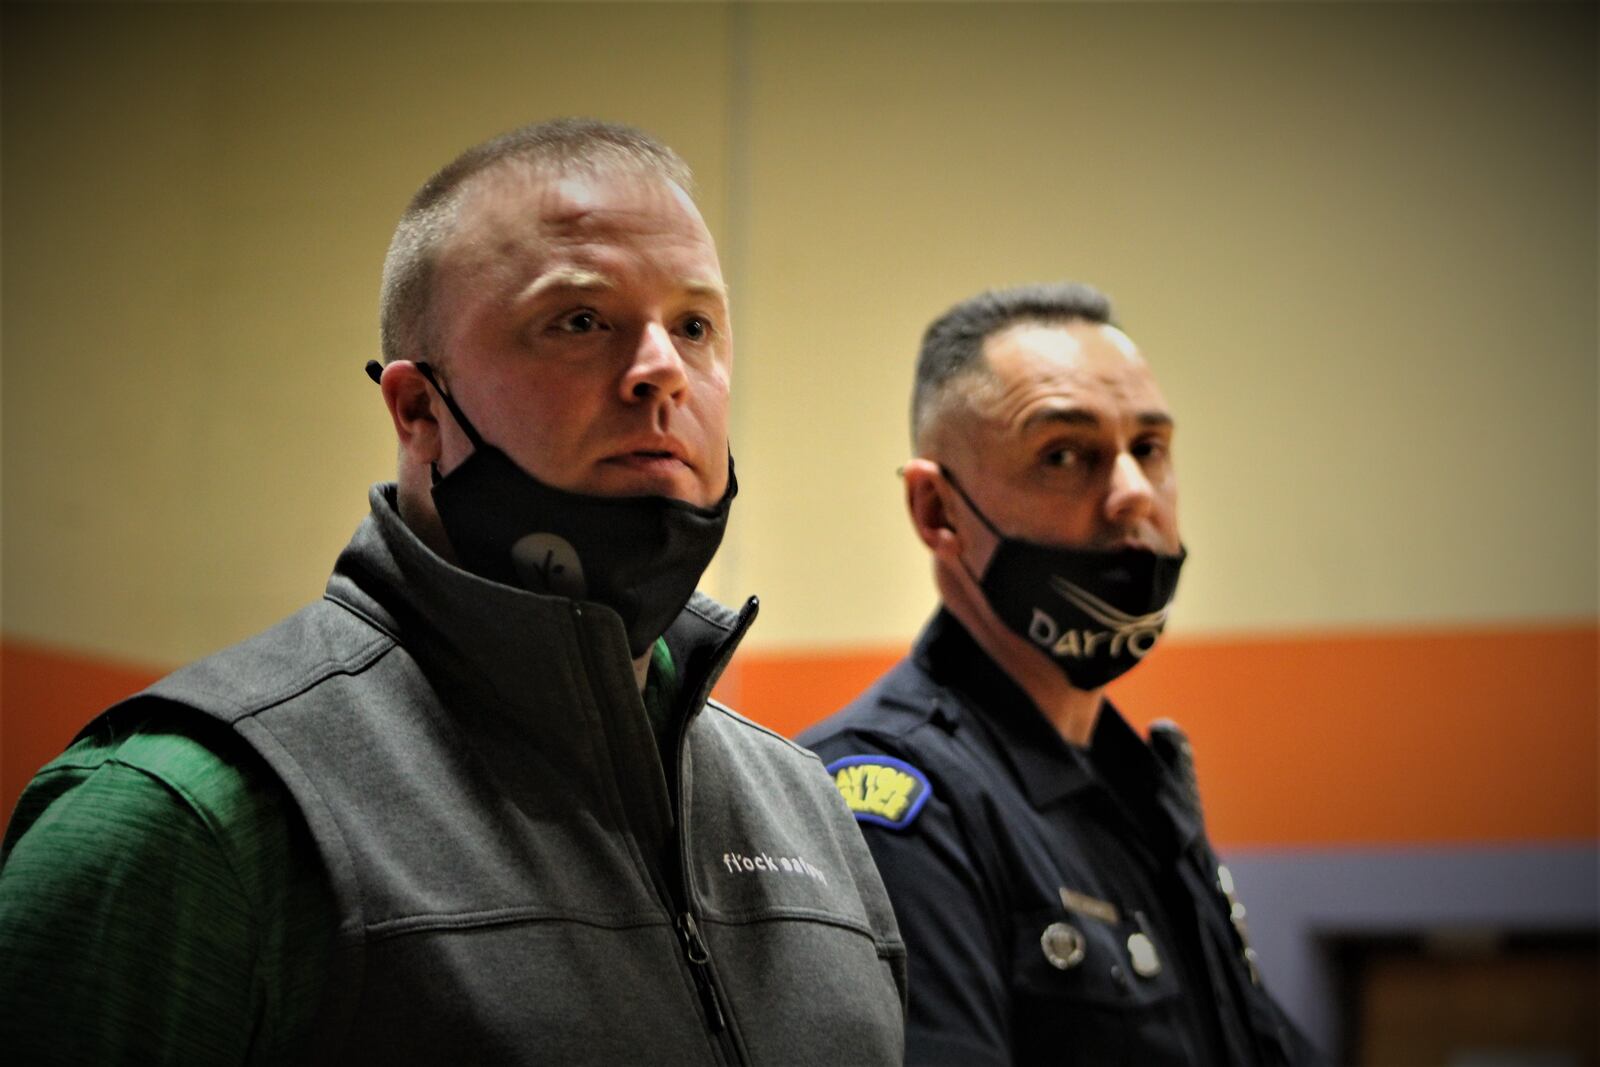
<box><xmin>825</xmin><ymin>755</ymin><xmax>932</xmax><ymax>830</ymax></box>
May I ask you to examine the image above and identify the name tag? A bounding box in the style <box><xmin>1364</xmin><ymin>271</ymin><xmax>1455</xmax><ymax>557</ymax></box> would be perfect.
<box><xmin>1059</xmin><ymin>887</ymin><xmax>1120</xmax><ymax>925</ymax></box>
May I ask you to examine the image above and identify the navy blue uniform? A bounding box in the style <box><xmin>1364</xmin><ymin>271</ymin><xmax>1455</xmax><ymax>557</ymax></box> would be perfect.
<box><xmin>802</xmin><ymin>612</ymin><xmax>1315</xmax><ymax>1066</ymax></box>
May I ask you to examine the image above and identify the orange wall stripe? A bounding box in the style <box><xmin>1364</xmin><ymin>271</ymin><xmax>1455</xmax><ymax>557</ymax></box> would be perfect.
<box><xmin>716</xmin><ymin>623</ymin><xmax>1599</xmax><ymax>849</ymax></box>
<box><xmin>2</xmin><ymin>639</ymin><xmax>164</xmax><ymax>823</ymax></box>
<box><xmin>6</xmin><ymin>626</ymin><xmax>1596</xmax><ymax>848</ymax></box>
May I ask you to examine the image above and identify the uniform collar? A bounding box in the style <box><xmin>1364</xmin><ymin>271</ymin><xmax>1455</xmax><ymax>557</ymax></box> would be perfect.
<box><xmin>910</xmin><ymin>610</ymin><xmax>1099</xmax><ymax>808</ymax></box>
<box><xmin>909</xmin><ymin>610</ymin><xmax>1202</xmax><ymax>856</ymax></box>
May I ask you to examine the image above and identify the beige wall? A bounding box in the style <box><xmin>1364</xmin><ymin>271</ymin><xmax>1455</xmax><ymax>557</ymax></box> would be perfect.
<box><xmin>733</xmin><ymin>2</ymin><xmax>1598</xmax><ymax>647</ymax></box>
<box><xmin>3</xmin><ymin>2</ymin><xmax>1595</xmax><ymax>666</ymax></box>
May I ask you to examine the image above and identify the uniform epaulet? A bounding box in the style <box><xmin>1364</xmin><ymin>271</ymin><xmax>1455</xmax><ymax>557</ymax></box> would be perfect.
<box><xmin>1148</xmin><ymin>718</ymin><xmax>1203</xmax><ymax>822</ymax></box>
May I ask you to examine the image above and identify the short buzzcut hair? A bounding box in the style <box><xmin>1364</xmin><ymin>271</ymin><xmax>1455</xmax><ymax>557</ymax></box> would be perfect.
<box><xmin>378</xmin><ymin>117</ymin><xmax>694</xmax><ymax>365</ymax></box>
<box><xmin>911</xmin><ymin>281</ymin><xmax>1117</xmax><ymax>449</ymax></box>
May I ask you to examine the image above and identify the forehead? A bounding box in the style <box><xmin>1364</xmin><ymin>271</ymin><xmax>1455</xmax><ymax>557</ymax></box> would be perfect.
<box><xmin>967</xmin><ymin>320</ymin><xmax>1169</xmax><ymax>433</ymax></box>
<box><xmin>437</xmin><ymin>162</ymin><xmax>723</xmax><ymax>296</ymax></box>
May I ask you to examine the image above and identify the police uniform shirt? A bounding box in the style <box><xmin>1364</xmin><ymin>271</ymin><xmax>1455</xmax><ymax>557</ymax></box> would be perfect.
<box><xmin>802</xmin><ymin>611</ymin><xmax>1307</xmax><ymax>1067</ymax></box>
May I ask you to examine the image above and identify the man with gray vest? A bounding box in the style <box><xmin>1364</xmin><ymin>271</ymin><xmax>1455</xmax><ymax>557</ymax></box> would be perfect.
<box><xmin>803</xmin><ymin>282</ymin><xmax>1317</xmax><ymax>1065</ymax></box>
<box><xmin>0</xmin><ymin>119</ymin><xmax>906</xmax><ymax>1064</ymax></box>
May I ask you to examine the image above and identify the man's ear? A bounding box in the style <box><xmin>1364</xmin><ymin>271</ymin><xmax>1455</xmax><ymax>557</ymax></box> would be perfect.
<box><xmin>903</xmin><ymin>458</ymin><xmax>960</xmax><ymax>556</ymax></box>
<box><xmin>378</xmin><ymin>360</ymin><xmax>441</xmax><ymax>466</ymax></box>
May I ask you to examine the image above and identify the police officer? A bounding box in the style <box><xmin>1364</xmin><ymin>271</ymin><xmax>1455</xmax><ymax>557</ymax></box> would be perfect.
<box><xmin>803</xmin><ymin>282</ymin><xmax>1318</xmax><ymax>1065</ymax></box>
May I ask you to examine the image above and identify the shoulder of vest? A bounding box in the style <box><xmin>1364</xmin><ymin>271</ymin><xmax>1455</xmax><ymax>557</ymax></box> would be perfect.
<box><xmin>699</xmin><ymin>698</ymin><xmax>818</xmax><ymax>761</ymax></box>
<box><xmin>135</xmin><ymin>597</ymin><xmax>397</xmax><ymax>725</ymax></box>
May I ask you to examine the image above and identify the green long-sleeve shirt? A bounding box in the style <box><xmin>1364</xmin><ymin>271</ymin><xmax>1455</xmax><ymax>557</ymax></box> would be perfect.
<box><xmin>0</xmin><ymin>709</ymin><xmax>335</xmax><ymax>1064</ymax></box>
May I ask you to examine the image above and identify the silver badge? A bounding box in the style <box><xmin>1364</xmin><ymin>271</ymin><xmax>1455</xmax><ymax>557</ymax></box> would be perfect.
<box><xmin>1040</xmin><ymin>922</ymin><xmax>1086</xmax><ymax>970</ymax></box>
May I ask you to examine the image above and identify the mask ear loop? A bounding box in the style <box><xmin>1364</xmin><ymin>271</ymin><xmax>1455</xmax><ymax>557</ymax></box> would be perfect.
<box><xmin>935</xmin><ymin>465</ymin><xmax>1004</xmax><ymax>587</ymax></box>
<box><xmin>365</xmin><ymin>359</ymin><xmax>487</xmax><ymax>484</ymax></box>
<box><xmin>937</xmin><ymin>466</ymin><xmax>1005</xmax><ymax>539</ymax></box>
<box><xmin>410</xmin><ymin>361</ymin><xmax>487</xmax><ymax>451</ymax></box>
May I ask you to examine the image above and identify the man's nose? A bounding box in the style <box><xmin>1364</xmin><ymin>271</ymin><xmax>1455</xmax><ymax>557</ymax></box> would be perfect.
<box><xmin>1105</xmin><ymin>450</ymin><xmax>1156</xmax><ymax>524</ymax></box>
<box><xmin>621</xmin><ymin>321</ymin><xmax>689</xmax><ymax>402</ymax></box>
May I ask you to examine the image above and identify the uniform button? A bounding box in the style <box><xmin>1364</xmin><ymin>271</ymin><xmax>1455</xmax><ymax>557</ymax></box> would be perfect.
<box><xmin>1040</xmin><ymin>922</ymin><xmax>1086</xmax><ymax>970</ymax></box>
<box><xmin>1127</xmin><ymin>931</ymin><xmax>1163</xmax><ymax>978</ymax></box>
<box><xmin>1110</xmin><ymin>964</ymin><xmax>1130</xmax><ymax>992</ymax></box>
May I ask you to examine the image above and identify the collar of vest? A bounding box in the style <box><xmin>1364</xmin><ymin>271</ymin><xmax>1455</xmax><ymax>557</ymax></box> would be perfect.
<box><xmin>325</xmin><ymin>484</ymin><xmax>757</xmax><ymax>731</ymax></box>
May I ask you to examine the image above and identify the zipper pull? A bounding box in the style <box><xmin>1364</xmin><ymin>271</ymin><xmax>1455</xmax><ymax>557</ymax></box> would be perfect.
<box><xmin>677</xmin><ymin>912</ymin><xmax>726</xmax><ymax>1032</ymax></box>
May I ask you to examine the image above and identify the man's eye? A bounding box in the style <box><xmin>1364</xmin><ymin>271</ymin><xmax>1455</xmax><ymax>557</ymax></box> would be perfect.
<box><xmin>1133</xmin><ymin>439</ymin><xmax>1169</xmax><ymax>461</ymax></box>
<box><xmin>553</xmin><ymin>310</ymin><xmax>604</xmax><ymax>334</ymax></box>
<box><xmin>1045</xmin><ymin>447</ymin><xmax>1082</xmax><ymax>468</ymax></box>
<box><xmin>680</xmin><ymin>315</ymin><xmax>713</xmax><ymax>342</ymax></box>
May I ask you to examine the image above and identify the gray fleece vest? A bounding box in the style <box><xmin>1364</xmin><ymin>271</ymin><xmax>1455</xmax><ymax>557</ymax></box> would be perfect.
<box><xmin>117</xmin><ymin>487</ymin><xmax>906</xmax><ymax>1065</ymax></box>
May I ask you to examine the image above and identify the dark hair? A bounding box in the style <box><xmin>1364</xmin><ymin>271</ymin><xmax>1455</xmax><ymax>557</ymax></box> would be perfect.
<box><xmin>911</xmin><ymin>281</ymin><xmax>1117</xmax><ymax>447</ymax></box>
<box><xmin>379</xmin><ymin>118</ymin><xmax>693</xmax><ymax>365</ymax></box>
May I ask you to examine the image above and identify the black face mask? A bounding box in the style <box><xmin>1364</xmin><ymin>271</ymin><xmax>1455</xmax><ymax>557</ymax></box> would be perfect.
<box><xmin>942</xmin><ymin>468</ymin><xmax>1185</xmax><ymax>691</ymax></box>
<box><xmin>367</xmin><ymin>360</ymin><xmax>734</xmax><ymax>657</ymax></box>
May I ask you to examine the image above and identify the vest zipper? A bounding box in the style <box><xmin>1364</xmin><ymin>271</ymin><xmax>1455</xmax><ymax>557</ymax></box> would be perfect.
<box><xmin>566</xmin><ymin>596</ymin><xmax>743</xmax><ymax>1063</ymax></box>
<box><xmin>665</xmin><ymin>598</ymin><xmax>759</xmax><ymax>1064</ymax></box>
<box><xmin>676</xmin><ymin>911</ymin><xmax>726</xmax><ymax>1033</ymax></box>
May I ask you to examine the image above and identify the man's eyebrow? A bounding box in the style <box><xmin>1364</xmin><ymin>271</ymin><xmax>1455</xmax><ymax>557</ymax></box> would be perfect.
<box><xmin>1020</xmin><ymin>408</ymin><xmax>1175</xmax><ymax>432</ymax></box>
<box><xmin>1022</xmin><ymin>407</ymin><xmax>1100</xmax><ymax>433</ymax></box>
<box><xmin>514</xmin><ymin>271</ymin><xmax>728</xmax><ymax>305</ymax></box>
<box><xmin>682</xmin><ymin>279</ymin><xmax>730</xmax><ymax>304</ymax></box>
<box><xmin>519</xmin><ymin>268</ymin><xmax>614</xmax><ymax>301</ymax></box>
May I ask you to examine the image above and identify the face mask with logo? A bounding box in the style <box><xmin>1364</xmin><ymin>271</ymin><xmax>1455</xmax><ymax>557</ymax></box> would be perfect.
<box><xmin>941</xmin><ymin>467</ymin><xmax>1185</xmax><ymax>691</ymax></box>
<box><xmin>367</xmin><ymin>360</ymin><xmax>735</xmax><ymax>657</ymax></box>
